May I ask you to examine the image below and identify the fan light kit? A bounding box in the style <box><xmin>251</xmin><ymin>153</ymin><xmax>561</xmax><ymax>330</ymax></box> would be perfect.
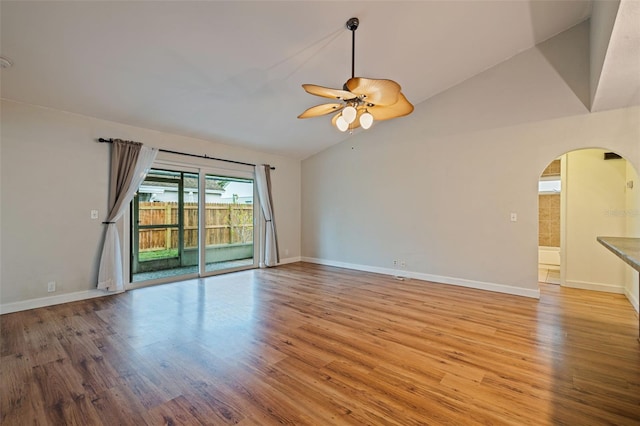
<box><xmin>298</xmin><ymin>17</ymin><xmax>413</xmax><ymax>133</ymax></box>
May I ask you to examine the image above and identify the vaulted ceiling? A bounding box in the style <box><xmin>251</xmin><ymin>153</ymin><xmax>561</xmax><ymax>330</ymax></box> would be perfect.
<box><xmin>1</xmin><ymin>1</ymin><xmax>637</xmax><ymax>159</ymax></box>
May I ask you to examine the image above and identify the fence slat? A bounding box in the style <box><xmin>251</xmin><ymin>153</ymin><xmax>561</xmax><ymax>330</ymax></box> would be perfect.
<box><xmin>138</xmin><ymin>202</ymin><xmax>253</xmax><ymax>251</ymax></box>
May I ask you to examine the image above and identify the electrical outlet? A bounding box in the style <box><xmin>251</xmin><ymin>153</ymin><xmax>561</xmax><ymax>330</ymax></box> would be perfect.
<box><xmin>91</xmin><ymin>210</ymin><xmax>99</xmax><ymax>219</ymax></box>
<box><xmin>400</xmin><ymin>260</ymin><xmax>406</xmax><ymax>268</ymax></box>
<box><xmin>393</xmin><ymin>260</ymin><xmax>398</xmax><ymax>267</ymax></box>
<box><xmin>47</xmin><ymin>281</ymin><xmax>56</xmax><ymax>292</ymax></box>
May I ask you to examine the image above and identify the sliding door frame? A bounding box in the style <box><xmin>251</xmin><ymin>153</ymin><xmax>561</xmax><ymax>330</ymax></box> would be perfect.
<box><xmin>198</xmin><ymin>168</ymin><xmax>259</xmax><ymax>278</ymax></box>
<box><xmin>127</xmin><ymin>162</ymin><xmax>200</xmax><ymax>289</ymax></box>
<box><xmin>125</xmin><ymin>157</ymin><xmax>258</xmax><ymax>290</ymax></box>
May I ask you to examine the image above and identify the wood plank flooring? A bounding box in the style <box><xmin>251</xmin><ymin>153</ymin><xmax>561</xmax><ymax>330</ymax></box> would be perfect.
<box><xmin>1</xmin><ymin>262</ymin><xmax>639</xmax><ymax>425</ymax></box>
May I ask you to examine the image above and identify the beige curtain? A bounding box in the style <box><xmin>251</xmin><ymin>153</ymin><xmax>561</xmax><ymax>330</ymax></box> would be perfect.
<box><xmin>98</xmin><ymin>140</ymin><xmax>158</xmax><ymax>291</ymax></box>
<box><xmin>255</xmin><ymin>164</ymin><xmax>279</xmax><ymax>267</ymax></box>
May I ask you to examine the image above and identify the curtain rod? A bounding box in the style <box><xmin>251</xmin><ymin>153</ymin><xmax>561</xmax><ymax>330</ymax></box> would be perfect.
<box><xmin>98</xmin><ymin>138</ymin><xmax>275</xmax><ymax>170</ymax></box>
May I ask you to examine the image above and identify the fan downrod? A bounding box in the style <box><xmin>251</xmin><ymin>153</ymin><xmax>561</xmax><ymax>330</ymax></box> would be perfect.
<box><xmin>346</xmin><ymin>18</ymin><xmax>359</xmax><ymax>79</ymax></box>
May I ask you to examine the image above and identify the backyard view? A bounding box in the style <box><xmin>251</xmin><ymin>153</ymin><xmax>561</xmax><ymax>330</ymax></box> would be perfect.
<box><xmin>137</xmin><ymin>201</ymin><xmax>253</xmax><ymax>259</ymax></box>
<box><xmin>131</xmin><ymin>169</ymin><xmax>255</xmax><ymax>282</ymax></box>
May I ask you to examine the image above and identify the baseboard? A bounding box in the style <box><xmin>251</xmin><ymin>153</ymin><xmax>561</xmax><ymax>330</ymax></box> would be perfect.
<box><xmin>0</xmin><ymin>289</ymin><xmax>117</xmax><ymax>315</ymax></box>
<box><xmin>625</xmin><ymin>287</ymin><xmax>639</xmax><ymax>313</ymax></box>
<box><xmin>301</xmin><ymin>257</ymin><xmax>540</xmax><ymax>299</ymax></box>
<box><xmin>301</xmin><ymin>257</ymin><xmax>397</xmax><ymax>277</ymax></box>
<box><xmin>411</xmin><ymin>271</ymin><xmax>540</xmax><ymax>299</ymax></box>
<box><xmin>563</xmin><ymin>280</ymin><xmax>625</xmax><ymax>294</ymax></box>
<box><xmin>539</xmin><ymin>263</ymin><xmax>560</xmax><ymax>271</ymax></box>
<box><xmin>278</xmin><ymin>256</ymin><xmax>302</xmax><ymax>265</ymax></box>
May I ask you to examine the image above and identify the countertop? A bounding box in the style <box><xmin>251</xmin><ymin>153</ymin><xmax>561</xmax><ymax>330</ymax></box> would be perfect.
<box><xmin>597</xmin><ymin>236</ymin><xmax>640</xmax><ymax>272</ymax></box>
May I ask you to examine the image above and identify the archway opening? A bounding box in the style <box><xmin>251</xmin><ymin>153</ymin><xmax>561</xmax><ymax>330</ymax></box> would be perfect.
<box><xmin>537</xmin><ymin>148</ymin><xmax>639</xmax><ymax>309</ymax></box>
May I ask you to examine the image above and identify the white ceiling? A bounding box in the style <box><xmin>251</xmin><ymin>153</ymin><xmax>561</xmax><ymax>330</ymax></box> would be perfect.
<box><xmin>0</xmin><ymin>1</ymin><xmax>607</xmax><ymax>159</ymax></box>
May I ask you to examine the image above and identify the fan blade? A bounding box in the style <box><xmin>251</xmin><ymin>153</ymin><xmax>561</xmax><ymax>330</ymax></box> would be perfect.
<box><xmin>298</xmin><ymin>103</ymin><xmax>344</xmax><ymax>119</ymax></box>
<box><xmin>302</xmin><ymin>84</ymin><xmax>357</xmax><ymax>100</ymax></box>
<box><xmin>368</xmin><ymin>93</ymin><xmax>414</xmax><ymax>121</ymax></box>
<box><xmin>345</xmin><ymin>78</ymin><xmax>401</xmax><ymax>106</ymax></box>
<box><xmin>331</xmin><ymin>111</ymin><xmax>361</xmax><ymax>130</ymax></box>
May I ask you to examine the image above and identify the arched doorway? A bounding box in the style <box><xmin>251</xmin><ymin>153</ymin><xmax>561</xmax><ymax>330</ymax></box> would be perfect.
<box><xmin>537</xmin><ymin>148</ymin><xmax>640</xmax><ymax>309</ymax></box>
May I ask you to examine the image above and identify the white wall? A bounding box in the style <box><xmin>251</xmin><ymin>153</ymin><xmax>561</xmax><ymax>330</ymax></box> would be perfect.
<box><xmin>301</xmin><ymin>22</ymin><xmax>640</xmax><ymax>300</ymax></box>
<box><xmin>0</xmin><ymin>100</ymin><xmax>301</xmax><ymax>309</ymax></box>
<box><xmin>563</xmin><ymin>149</ymin><xmax>629</xmax><ymax>293</ymax></box>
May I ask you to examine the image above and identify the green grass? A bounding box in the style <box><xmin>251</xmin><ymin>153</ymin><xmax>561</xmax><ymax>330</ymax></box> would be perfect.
<box><xmin>139</xmin><ymin>249</ymin><xmax>179</xmax><ymax>261</ymax></box>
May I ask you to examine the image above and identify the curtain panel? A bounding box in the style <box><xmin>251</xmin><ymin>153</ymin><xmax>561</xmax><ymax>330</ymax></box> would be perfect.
<box><xmin>98</xmin><ymin>140</ymin><xmax>158</xmax><ymax>291</ymax></box>
<box><xmin>255</xmin><ymin>164</ymin><xmax>279</xmax><ymax>267</ymax></box>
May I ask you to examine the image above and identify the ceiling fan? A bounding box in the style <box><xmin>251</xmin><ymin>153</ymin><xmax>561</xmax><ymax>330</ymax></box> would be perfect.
<box><xmin>298</xmin><ymin>17</ymin><xmax>414</xmax><ymax>132</ymax></box>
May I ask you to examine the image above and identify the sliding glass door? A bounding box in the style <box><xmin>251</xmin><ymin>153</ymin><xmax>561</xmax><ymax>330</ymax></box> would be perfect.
<box><xmin>130</xmin><ymin>166</ymin><xmax>257</xmax><ymax>283</ymax></box>
<box><xmin>203</xmin><ymin>174</ymin><xmax>255</xmax><ymax>273</ymax></box>
<box><xmin>131</xmin><ymin>168</ymin><xmax>199</xmax><ymax>282</ymax></box>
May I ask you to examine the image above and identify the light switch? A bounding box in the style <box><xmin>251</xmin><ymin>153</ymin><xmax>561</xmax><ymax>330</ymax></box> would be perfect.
<box><xmin>510</xmin><ymin>212</ymin><xmax>517</xmax><ymax>222</ymax></box>
<box><xmin>91</xmin><ymin>210</ymin><xmax>99</xmax><ymax>219</ymax></box>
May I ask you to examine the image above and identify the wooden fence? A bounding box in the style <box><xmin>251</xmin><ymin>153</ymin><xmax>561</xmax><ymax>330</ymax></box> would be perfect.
<box><xmin>137</xmin><ymin>202</ymin><xmax>253</xmax><ymax>252</ymax></box>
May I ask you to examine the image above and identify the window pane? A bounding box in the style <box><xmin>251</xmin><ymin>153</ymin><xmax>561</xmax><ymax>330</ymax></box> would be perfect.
<box><xmin>204</xmin><ymin>174</ymin><xmax>254</xmax><ymax>273</ymax></box>
<box><xmin>132</xmin><ymin>168</ymin><xmax>199</xmax><ymax>282</ymax></box>
<box><xmin>539</xmin><ymin>179</ymin><xmax>561</xmax><ymax>193</ymax></box>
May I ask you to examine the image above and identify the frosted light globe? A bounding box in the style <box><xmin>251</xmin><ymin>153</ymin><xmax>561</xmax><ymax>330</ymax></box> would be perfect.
<box><xmin>336</xmin><ymin>116</ymin><xmax>349</xmax><ymax>132</ymax></box>
<box><xmin>360</xmin><ymin>112</ymin><xmax>374</xmax><ymax>129</ymax></box>
<box><xmin>342</xmin><ymin>106</ymin><xmax>357</xmax><ymax>124</ymax></box>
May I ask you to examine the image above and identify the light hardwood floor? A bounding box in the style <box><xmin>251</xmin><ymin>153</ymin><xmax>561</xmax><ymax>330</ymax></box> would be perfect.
<box><xmin>1</xmin><ymin>262</ymin><xmax>639</xmax><ymax>425</ymax></box>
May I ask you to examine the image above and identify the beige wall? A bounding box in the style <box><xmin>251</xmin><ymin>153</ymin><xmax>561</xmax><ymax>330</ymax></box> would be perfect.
<box><xmin>0</xmin><ymin>100</ymin><xmax>301</xmax><ymax>307</ymax></box>
<box><xmin>302</xmin><ymin>22</ymin><xmax>640</xmax><ymax>301</ymax></box>
<box><xmin>624</xmin><ymin>161</ymin><xmax>640</xmax><ymax>309</ymax></box>
<box><xmin>563</xmin><ymin>149</ymin><xmax>629</xmax><ymax>293</ymax></box>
